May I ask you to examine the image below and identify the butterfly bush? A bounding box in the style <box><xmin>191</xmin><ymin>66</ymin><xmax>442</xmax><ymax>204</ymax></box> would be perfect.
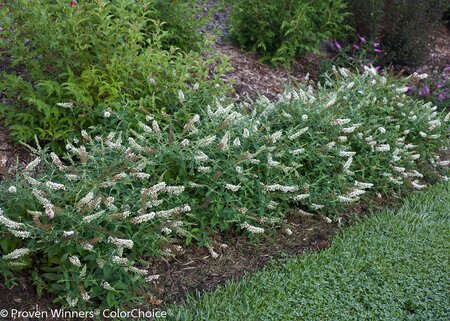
<box><xmin>0</xmin><ymin>68</ymin><xmax>449</xmax><ymax>309</ymax></box>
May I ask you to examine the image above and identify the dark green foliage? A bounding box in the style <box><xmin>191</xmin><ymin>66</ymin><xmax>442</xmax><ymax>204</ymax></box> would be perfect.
<box><xmin>345</xmin><ymin>0</ymin><xmax>384</xmax><ymax>39</ymax></box>
<box><xmin>443</xmin><ymin>4</ymin><xmax>450</xmax><ymax>26</ymax></box>
<box><xmin>229</xmin><ymin>0</ymin><xmax>350</xmax><ymax>66</ymax></box>
<box><xmin>380</xmin><ymin>0</ymin><xmax>447</xmax><ymax>67</ymax></box>
<box><xmin>153</xmin><ymin>0</ymin><xmax>207</xmax><ymax>52</ymax></box>
<box><xmin>346</xmin><ymin>0</ymin><xmax>448</xmax><ymax>67</ymax></box>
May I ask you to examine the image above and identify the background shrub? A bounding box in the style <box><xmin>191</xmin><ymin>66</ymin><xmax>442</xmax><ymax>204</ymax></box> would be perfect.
<box><xmin>0</xmin><ymin>0</ymin><xmax>229</xmax><ymax>149</ymax></box>
<box><xmin>0</xmin><ymin>69</ymin><xmax>449</xmax><ymax>309</ymax></box>
<box><xmin>229</xmin><ymin>0</ymin><xmax>349</xmax><ymax>66</ymax></box>
<box><xmin>345</xmin><ymin>0</ymin><xmax>384</xmax><ymax>40</ymax></box>
<box><xmin>345</xmin><ymin>0</ymin><xmax>448</xmax><ymax>67</ymax></box>
<box><xmin>443</xmin><ymin>4</ymin><xmax>450</xmax><ymax>27</ymax></box>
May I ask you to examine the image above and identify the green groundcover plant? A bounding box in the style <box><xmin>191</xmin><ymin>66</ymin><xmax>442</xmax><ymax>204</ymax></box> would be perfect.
<box><xmin>0</xmin><ymin>0</ymin><xmax>229</xmax><ymax>149</ymax></box>
<box><xmin>229</xmin><ymin>0</ymin><xmax>349</xmax><ymax>66</ymax></box>
<box><xmin>0</xmin><ymin>69</ymin><xmax>449</xmax><ymax>310</ymax></box>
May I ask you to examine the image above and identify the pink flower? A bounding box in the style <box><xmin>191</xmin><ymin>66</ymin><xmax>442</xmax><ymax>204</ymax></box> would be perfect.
<box><xmin>353</xmin><ymin>44</ymin><xmax>360</xmax><ymax>50</ymax></box>
<box><xmin>334</xmin><ymin>41</ymin><xmax>342</xmax><ymax>50</ymax></box>
<box><xmin>70</xmin><ymin>0</ymin><xmax>77</xmax><ymax>6</ymax></box>
<box><xmin>374</xmin><ymin>48</ymin><xmax>383</xmax><ymax>53</ymax></box>
<box><xmin>358</xmin><ymin>34</ymin><xmax>366</xmax><ymax>43</ymax></box>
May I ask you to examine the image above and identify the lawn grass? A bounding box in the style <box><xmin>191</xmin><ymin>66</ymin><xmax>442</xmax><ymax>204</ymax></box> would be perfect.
<box><xmin>172</xmin><ymin>182</ymin><xmax>450</xmax><ymax>320</ymax></box>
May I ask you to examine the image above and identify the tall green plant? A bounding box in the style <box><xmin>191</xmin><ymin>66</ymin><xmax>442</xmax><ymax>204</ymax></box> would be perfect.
<box><xmin>0</xmin><ymin>0</ymin><xmax>229</xmax><ymax>149</ymax></box>
<box><xmin>229</xmin><ymin>0</ymin><xmax>350</xmax><ymax>66</ymax></box>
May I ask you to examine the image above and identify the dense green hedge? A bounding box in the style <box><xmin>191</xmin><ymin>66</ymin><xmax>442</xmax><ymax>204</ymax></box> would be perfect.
<box><xmin>229</xmin><ymin>0</ymin><xmax>349</xmax><ymax>65</ymax></box>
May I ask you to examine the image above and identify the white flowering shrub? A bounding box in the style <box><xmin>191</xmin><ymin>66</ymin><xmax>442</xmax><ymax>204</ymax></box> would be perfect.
<box><xmin>0</xmin><ymin>68</ymin><xmax>449</xmax><ymax>309</ymax></box>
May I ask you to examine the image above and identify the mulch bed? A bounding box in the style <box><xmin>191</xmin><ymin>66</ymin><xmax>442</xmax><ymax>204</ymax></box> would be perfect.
<box><xmin>147</xmin><ymin>213</ymin><xmax>337</xmax><ymax>305</ymax></box>
<box><xmin>212</xmin><ymin>41</ymin><xmax>321</xmax><ymax>101</ymax></box>
<box><xmin>0</xmin><ymin>277</ymin><xmax>59</xmax><ymax>321</ymax></box>
<box><xmin>0</xmin><ymin>125</ymin><xmax>33</xmax><ymax>178</ymax></box>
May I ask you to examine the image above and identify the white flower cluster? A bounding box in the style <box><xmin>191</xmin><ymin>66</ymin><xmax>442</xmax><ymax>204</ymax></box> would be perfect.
<box><xmin>50</xmin><ymin>152</ymin><xmax>66</xmax><ymax>171</ymax></box>
<box><xmin>0</xmin><ymin>208</ymin><xmax>24</xmax><ymax>229</ymax></box>
<box><xmin>25</xmin><ymin>157</ymin><xmax>41</xmax><ymax>172</ymax></box>
<box><xmin>112</xmin><ymin>256</ymin><xmax>129</xmax><ymax>266</ymax></box>
<box><xmin>56</xmin><ymin>102</ymin><xmax>74</xmax><ymax>108</ymax></box>
<box><xmin>108</xmin><ymin>236</ymin><xmax>134</xmax><ymax>249</ymax></box>
<box><xmin>339</xmin><ymin>151</ymin><xmax>356</xmax><ymax>157</ymax></box>
<box><xmin>101</xmin><ymin>281</ymin><xmax>116</xmax><ymax>291</ymax></box>
<box><xmin>155</xmin><ymin>204</ymin><xmax>191</xmax><ymax>219</ymax></box>
<box><xmin>292</xmin><ymin>194</ymin><xmax>310</xmax><ymax>201</ymax></box>
<box><xmin>264</xmin><ymin>184</ymin><xmax>299</xmax><ymax>193</ymax></box>
<box><xmin>69</xmin><ymin>255</ymin><xmax>82</xmax><ymax>267</ymax></box>
<box><xmin>45</xmin><ymin>181</ymin><xmax>66</xmax><ymax>190</ymax></box>
<box><xmin>3</xmin><ymin>248</ymin><xmax>31</xmax><ymax>260</ymax></box>
<box><xmin>10</xmin><ymin>230</ymin><xmax>31</xmax><ymax>239</ymax></box>
<box><xmin>270</xmin><ymin>130</ymin><xmax>283</xmax><ymax>143</ymax></box>
<box><xmin>77</xmin><ymin>191</ymin><xmax>95</xmax><ymax>208</ymax></box>
<box><xmin>83</xmin><ymin>210</ymin><xmax>105</xmax><ymax>223</ymax></box>
<box><xmin>354</xmin><ymin>181</ymin><xmax>373</xmax><ymax>189</ymax></box>
<box><xmin>331</xmin><ymin>118</ymin><xmax>351</xmax><ymax>126</ymax></box>
<box><xmin>224</xmin><ymin>183</ymin><xmax>241</xmax><ymax>192</ymax></box>
<box><xmin>289</xmin><ymin>127</ymin><xmax>309</xmax><ymax>140</ymax></box>
<box><xmin>240</xmin><ymin>222</ymin><xmax>265</xmax><ymax>234</ymax></box>
<box><xmin>375</xmin><ymin>144</ymin><xmax>390</xmax><ymax>152</ymax></box>
<box><xmin>31</xmin><ymin>189</ymin><xmax>55</xmax><ymax>219</ymax></box>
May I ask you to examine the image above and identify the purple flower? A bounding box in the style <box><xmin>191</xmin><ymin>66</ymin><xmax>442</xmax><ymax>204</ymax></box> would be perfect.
<box><xmin>437</xmin><ymin>93</ymin><xmax>445</xmax><ymax>101</ymax></box>
<box><xmin>374</xmin><ymin>48</ymin><xmax>383</xmax><ymax>53</ymax></box>
<box><xmin>334</xmin><ymin>41</ymin><xmax>342</xmax><ymax>50</ymax></box>
<box><xmin>443</xmin><ymin>66</ymin><xmax>450</xmax><ymax>72</ymax></box>
<box><xmin>348</xmin><ymin>57</ymin><xmax>354</xmax><ymax>61</ymax></box>
<box><xmin>358</xmin><ymin>34</ymin><xmax>366</xmax><ymax>43</ymax></box>
<box><xmin>422</xmin><ymin>85</ymin><xmax>430</xmax><ymax>96</ymax></box>
<box><xmin>374</xmin><ymin>66</ymin><xmax>381</xmax><ymax>71</ymax></box>
<box><xmin>353</xmin><ymin>44</ymin><xmax>360</xmax><ymax>50</ymax></box>
<box><xmin>374</xmin><ymin>42</ymin><xmax>380</xmax><ymax>48</ymax></box>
